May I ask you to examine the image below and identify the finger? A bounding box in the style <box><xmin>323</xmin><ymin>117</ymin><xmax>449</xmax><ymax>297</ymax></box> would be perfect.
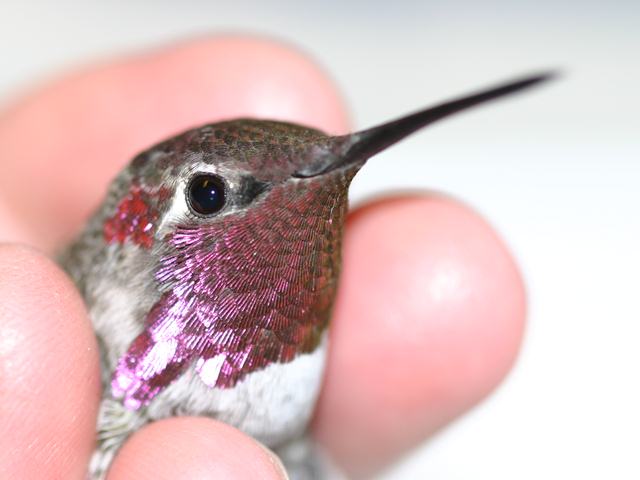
<box><xmin>0</xmin><ymin>36</ymin><xmax>349</xmax><ymax>251</ymax></box>
<box><xmin>313</xmin><ymin>195</ymin><xmax>526</xmax><ymax>477</ymax></box>
<box><xmin>108</xmin><ymin>417</ymin><xmax>287</xmax><ymax>480</ymax></box>
<box><xmin>0</xmin><ymin>244</ymin><xmax>100</xmax><ymax>479</ymax></box>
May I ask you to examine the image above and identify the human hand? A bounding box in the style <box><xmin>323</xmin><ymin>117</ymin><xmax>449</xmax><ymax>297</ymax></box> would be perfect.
<box><xmin>0</xmin><ymin>37</ymin><xmax>526</xmax><ymax>479</ymax></box>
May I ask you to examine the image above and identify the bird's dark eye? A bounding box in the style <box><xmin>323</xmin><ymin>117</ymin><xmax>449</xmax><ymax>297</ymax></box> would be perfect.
<box><xmin>187</xmin><ymin>174</ymin><xmax>226</xmax><ymax>216</ymax></box>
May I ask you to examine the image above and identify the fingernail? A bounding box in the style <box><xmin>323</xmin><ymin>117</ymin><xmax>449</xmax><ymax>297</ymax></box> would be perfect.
<box><xmin>258</xmin><ymin>443</ymin><xmax>289</xmax><ymax>480</ymax></box>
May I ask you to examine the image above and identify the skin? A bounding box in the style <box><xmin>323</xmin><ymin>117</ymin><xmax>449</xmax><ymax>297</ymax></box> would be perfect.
<box><xmin>0</xmin><ymin>37</ymin><xmax>526</xmax><ymax>479</ymax></box>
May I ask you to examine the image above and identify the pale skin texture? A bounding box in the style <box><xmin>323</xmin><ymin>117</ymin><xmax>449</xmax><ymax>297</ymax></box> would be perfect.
<box><xmin>0</xmin><ymin>37</ymin><xmax>526</xmax><ymax>479</ymax></box>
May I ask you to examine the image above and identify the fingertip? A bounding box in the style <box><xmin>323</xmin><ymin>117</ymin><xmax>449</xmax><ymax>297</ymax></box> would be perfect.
<box><xmin>314</xmin><ymin>194</ymin><xmax>526</xmax><ymax>476</ymax></box>
<box><xmin>154</xmin><ymin>36</ymin><xmax>350</xmax><ymax>134</ymax></box>
<box><xmin>108</xmin><ymin>417</ymin><xmax>288</xmax><ymax>480</ymax></box>
<box><xmin>0</xmin><ymin>244</ymin><xmax>100</xmax><ymax>479</ymax></box>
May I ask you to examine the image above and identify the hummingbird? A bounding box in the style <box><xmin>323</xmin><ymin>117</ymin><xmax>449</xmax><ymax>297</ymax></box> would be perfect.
<box><xmin>59</xmin><ymin>72</ymin><xmax>552</xmax><ymax>479</ymax></box>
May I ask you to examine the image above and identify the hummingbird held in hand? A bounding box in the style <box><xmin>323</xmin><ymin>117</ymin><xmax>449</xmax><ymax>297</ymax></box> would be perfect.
<box><xmin>59</xmin><ymin>72</ymin><xmax>552</xmax><ymax>479</ymax></box>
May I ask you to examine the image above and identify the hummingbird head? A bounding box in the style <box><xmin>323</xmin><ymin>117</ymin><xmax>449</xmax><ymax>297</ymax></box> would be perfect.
<box><xmin>101</xmin><ymin>119</ymin><xmax>367</xmax><ymax>409</ymax></box>
<box><xmin>92</xmin><ymin>73</ymin><xmax>553</xmax><ymax>408</ymax></box>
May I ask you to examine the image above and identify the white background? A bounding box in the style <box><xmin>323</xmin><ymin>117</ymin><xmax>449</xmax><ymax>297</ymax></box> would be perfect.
<box><xmin>1</xmin><ymin>1</ymin><xmax>638</xmax><ymax>478</ymax></box>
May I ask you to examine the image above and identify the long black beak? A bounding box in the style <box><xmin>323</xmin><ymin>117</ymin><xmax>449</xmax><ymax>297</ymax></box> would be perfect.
<box><xmin>294</xmin><ymin>72</ymin><xmax>556</xmax><ymax>178</ymax></box>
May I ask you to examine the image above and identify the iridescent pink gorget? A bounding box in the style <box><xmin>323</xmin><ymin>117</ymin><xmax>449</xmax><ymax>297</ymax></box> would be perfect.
<box><xmin>109</xmin><ymin>162</ymin><xmax>351</xmax><ymax>409</ymax></box>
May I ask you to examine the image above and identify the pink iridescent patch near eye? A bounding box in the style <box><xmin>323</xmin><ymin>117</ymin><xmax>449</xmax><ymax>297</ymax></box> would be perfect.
<box><xmin>104</xmin><ymin>184</ymin><xmax>169</xmax><ymax>248</ymax></box>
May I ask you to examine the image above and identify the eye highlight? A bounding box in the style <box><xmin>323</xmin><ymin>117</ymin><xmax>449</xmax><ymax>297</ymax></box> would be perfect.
<box><xmin>187</xmin><ymin>174</ymin><xmax>226</xmax><ymax>216</ymax></box>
